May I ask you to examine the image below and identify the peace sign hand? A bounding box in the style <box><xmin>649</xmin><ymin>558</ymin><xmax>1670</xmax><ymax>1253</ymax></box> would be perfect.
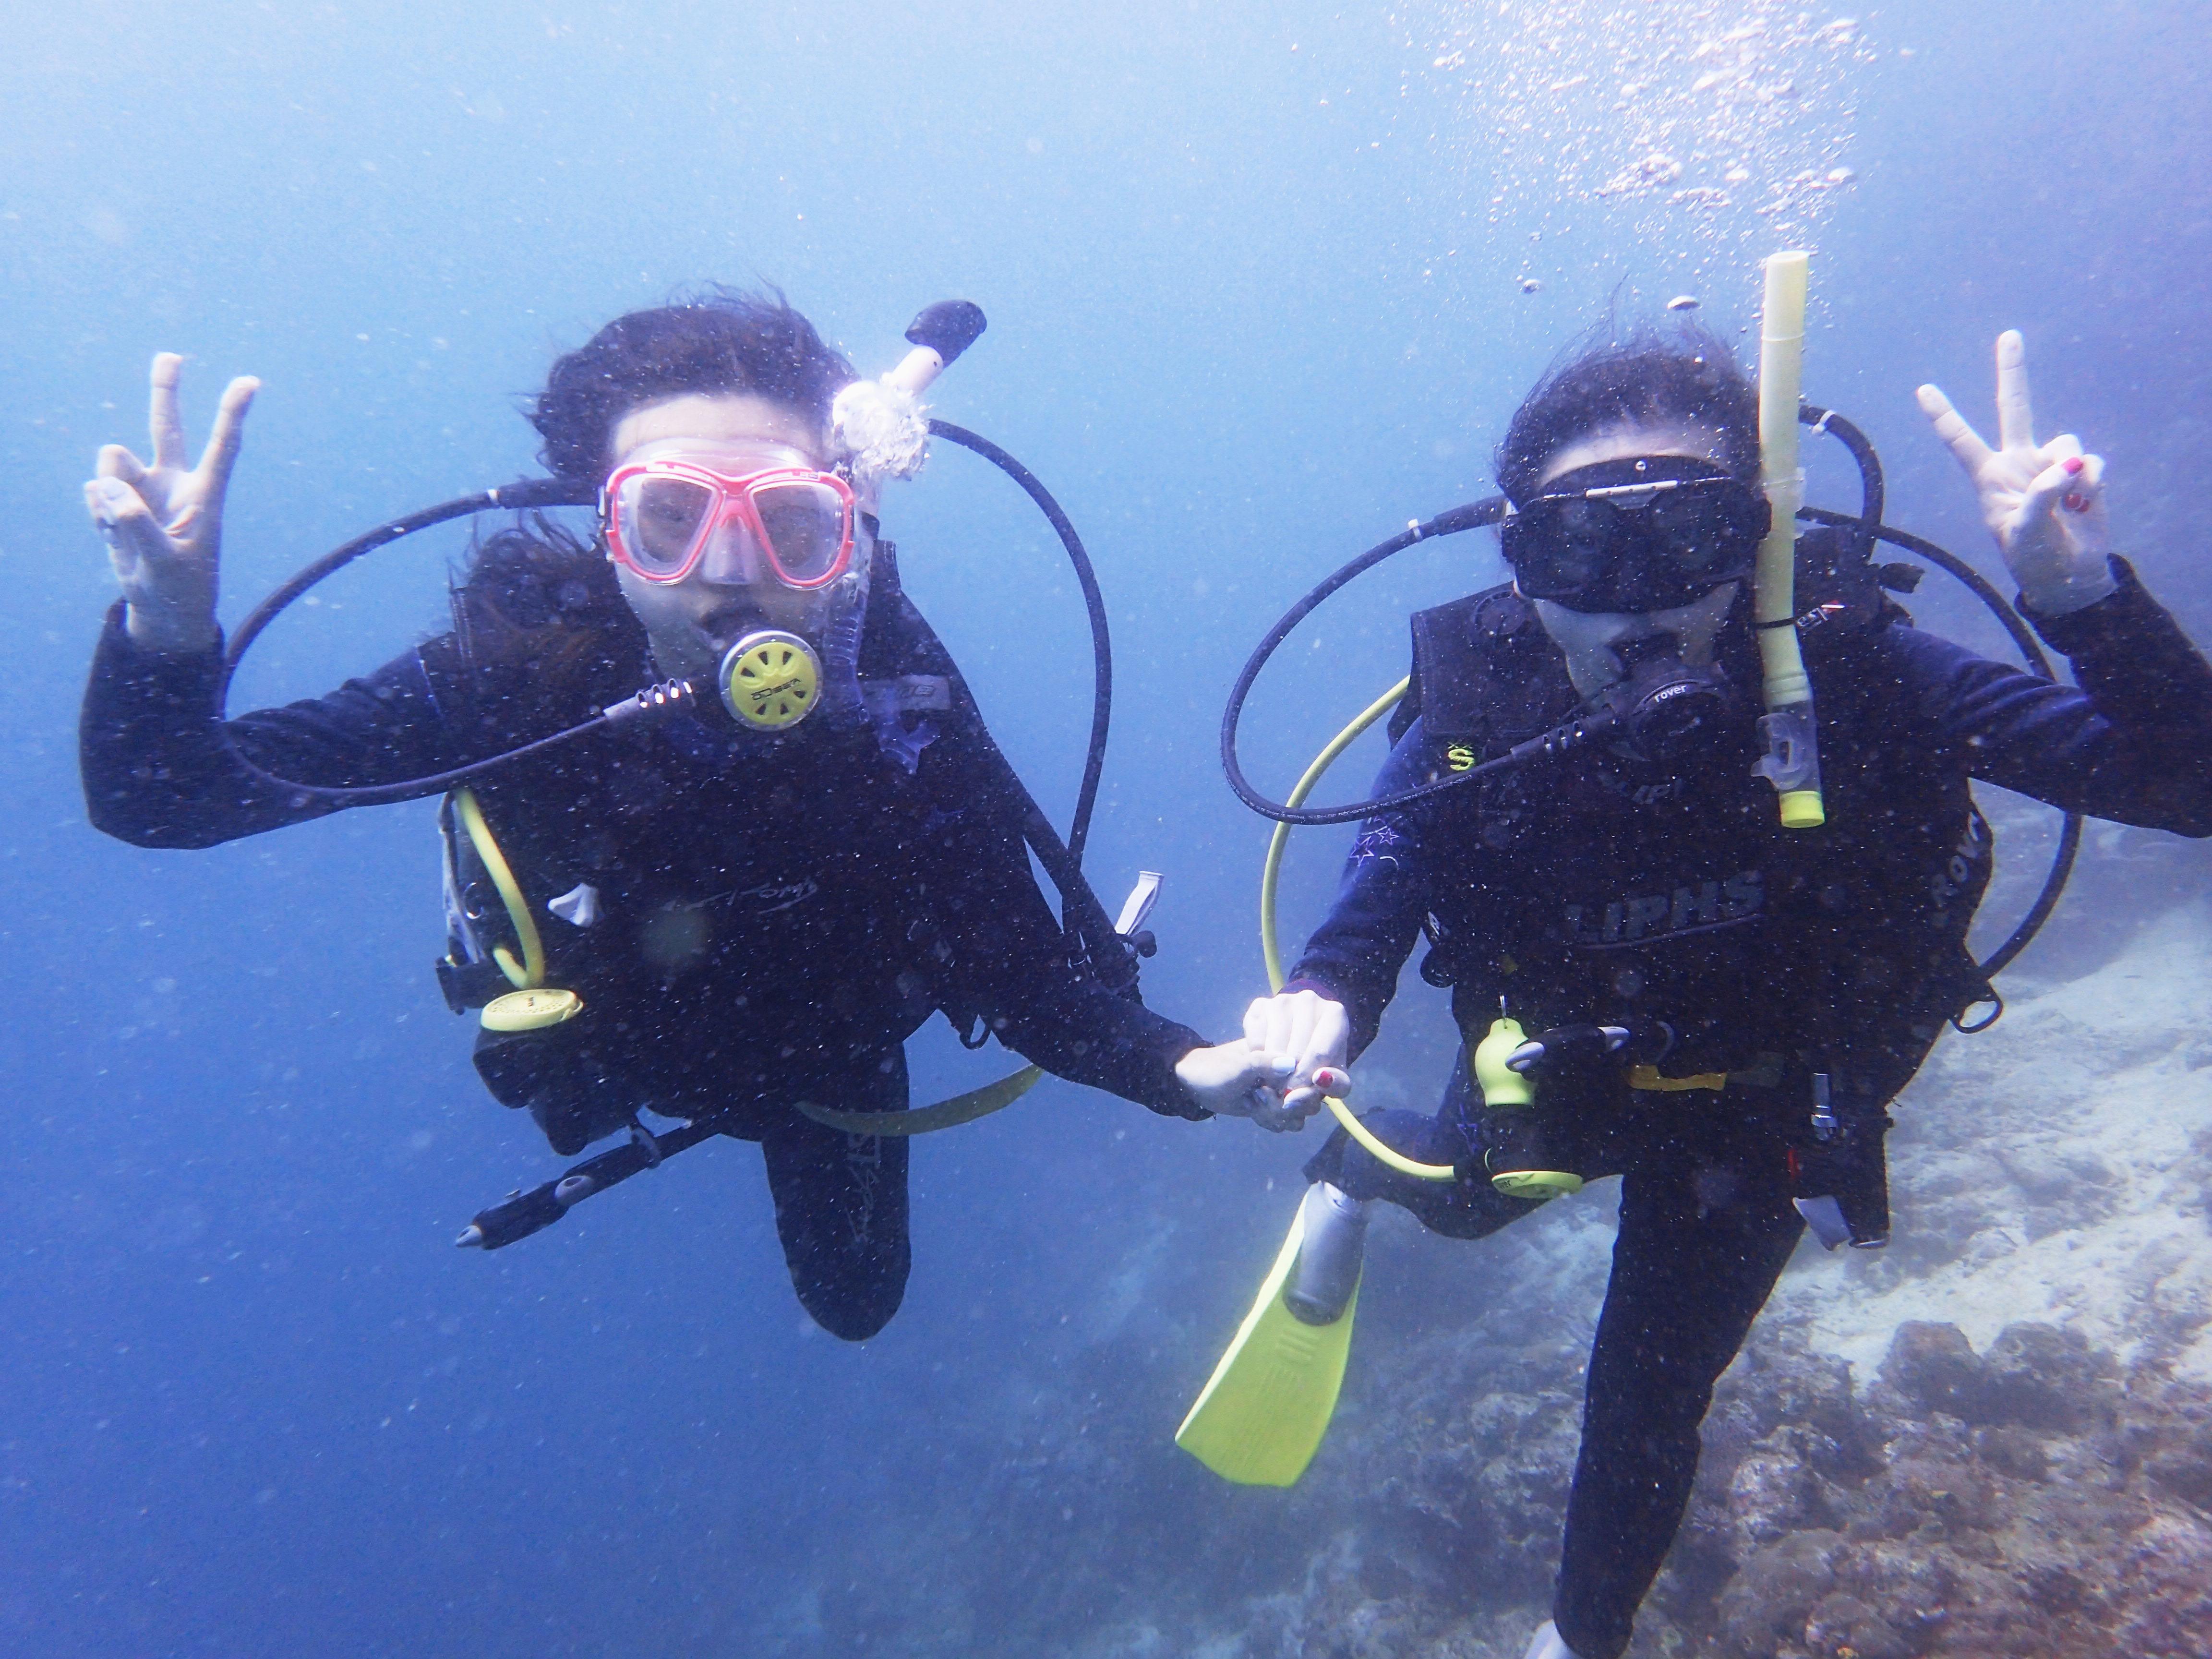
<box><xmin>1916</xmin><ymin>330</ymin><xmax>2117</xmax><ymax>615</ymax></box>
<box><xmin>84</xmin><ymin>353</ymin><xmax>260</xmax><ymax>652</ymax></box>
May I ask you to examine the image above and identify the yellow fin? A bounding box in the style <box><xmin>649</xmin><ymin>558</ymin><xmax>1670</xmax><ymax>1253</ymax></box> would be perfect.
<box><xmin>1175</xmin><ymin>1199</ymin><xmax>1360</xmax><ymax>1487</ymax></box>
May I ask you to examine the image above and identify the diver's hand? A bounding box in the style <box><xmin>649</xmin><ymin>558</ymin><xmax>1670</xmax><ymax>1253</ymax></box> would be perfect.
<box><xmin>1242</xmin><ymin>988</ymin><xmax>1350</xmax><ymax>1118</ymax></box>
<box><xmin>84</xmin><ymin>353</ymin><xmax>260</xmax><ymax>652</ymax></box>
<box><xmin>1917</xmin><ymin>330</ymin><xmax>2116</xmax><ymax>615</ymax></box>
<box><xmin>1174</xmin><ymin>1040</ymin><xmax>1307</xmax><ymax>1132</ymax></box>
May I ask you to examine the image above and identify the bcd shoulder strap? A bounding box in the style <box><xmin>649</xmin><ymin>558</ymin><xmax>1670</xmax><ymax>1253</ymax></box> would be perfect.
<box><xmin>1390</xmin><ymin>582</ymin><xmax>1578</xmax><ymax>749</ymax></box>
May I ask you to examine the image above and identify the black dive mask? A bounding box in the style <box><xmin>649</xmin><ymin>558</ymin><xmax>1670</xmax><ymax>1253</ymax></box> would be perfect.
<box><xmin>1502</xmin><ymin>456</ymin><xmax>1769</xmax><ymax>615</ymax></box>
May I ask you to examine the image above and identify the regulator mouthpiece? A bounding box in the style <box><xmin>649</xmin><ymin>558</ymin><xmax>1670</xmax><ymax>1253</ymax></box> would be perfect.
<box><xmin>1599</xmin><ymin>652</ymin><xmax>1739</xmax><ymax>767</ymax></box>
<box><xmin>718</xmin><ymin>630</ymin><xmax>823</xmax><ymax>731</ymax></box>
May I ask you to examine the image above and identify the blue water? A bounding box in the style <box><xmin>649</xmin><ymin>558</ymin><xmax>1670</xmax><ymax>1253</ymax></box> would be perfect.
<box><xmin>3</xmin><ymin>3</ymin><xmax>2208</xmax><ymax>1653</ymax></box>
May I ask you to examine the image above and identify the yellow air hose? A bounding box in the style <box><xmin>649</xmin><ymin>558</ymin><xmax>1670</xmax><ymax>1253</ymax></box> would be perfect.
<box><xmin>454</xmin><ymin>788</ymin><xmax>547</xmax><ymax>990</ymax></box>
<box><xmin>1260</xmin><ymin>679</ymin><xmax>1457</xmax><ymax>1182</ymax></box>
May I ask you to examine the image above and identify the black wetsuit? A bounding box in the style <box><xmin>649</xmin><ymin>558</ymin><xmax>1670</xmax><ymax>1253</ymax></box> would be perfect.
<box><xmin>80</xmin><ymin>553</ymin><xmax>1205</xmax><ymax>1342</ymax></box>
<box><xmin>1291</xmin><ymin>558</ymin><xmax>2212</xmax><ymax>1659</ymax></box>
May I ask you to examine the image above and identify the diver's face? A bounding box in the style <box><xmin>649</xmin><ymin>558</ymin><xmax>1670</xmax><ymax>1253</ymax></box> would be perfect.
<box><xmin>606</xmin><ymin>394</ymin><xmax>832</xmax><ymax>681</ymax></box>
<box><xmin>1527</xmin><ymin>419</ymin><xmax>1742</xmax><ymax>699</ymax></box>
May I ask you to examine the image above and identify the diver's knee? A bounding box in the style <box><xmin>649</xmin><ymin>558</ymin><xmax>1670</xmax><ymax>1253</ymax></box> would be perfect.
<box><xmin>800</xmin><ymin>1269</ymin><xmax>908</xmax><ymax>1342</ymax></box>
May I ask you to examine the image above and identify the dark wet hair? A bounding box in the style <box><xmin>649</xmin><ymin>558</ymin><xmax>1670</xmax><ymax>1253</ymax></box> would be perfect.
<box><xmin>1495</xmin><ymin>320</ymin><xmax>1759</xmax><ymax>505</ymax></box>
<box><xmin>529</xmin><ymin>286</ymin><xmax>857</xmax><ymax>485</ymax></box>
<box><xmin>450</xmin><ymin>516</ymin><xmax>645</xmax><ymax>685</ymax></box>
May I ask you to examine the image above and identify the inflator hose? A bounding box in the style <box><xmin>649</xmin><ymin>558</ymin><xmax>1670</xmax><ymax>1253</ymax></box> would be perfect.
<box><xmin>1253</xmin><ymin>679</ymin><xmax>1458</xmax><ymax>1183</ymax></box>
<box><xmin>1220</xmin><ymin>499</ymin><xmax>1507</xmax><ymax>826</ymax></box>
<box><xmin>216</xmin><ymin>478</ymin><xmax>603</xmax><ymax>810</ymax></box>
<box><xmin>217</xmin><ymin>433</ymin><xmax>1119</xmax><ymax>878</ymax></box>
<box><xmin>927</xmin><ymin>420</ymin><xmax>1113</xmax><ymax>873</ymax></box>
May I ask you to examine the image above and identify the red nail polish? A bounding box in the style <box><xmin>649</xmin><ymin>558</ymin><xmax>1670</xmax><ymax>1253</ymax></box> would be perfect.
<box><xmin>2062</xmin><ymin>492</ymin><xmax>2091</xmax><ymax>514</ymax></box>
<box><xmin>2063</xmin><ymin>457</ymin><xmax>2084</xmax><ymax>475</ymax></box>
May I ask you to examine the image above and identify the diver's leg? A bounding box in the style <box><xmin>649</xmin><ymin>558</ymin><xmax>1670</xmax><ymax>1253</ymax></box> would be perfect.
<box><xmin>759</xmin><ymin>1048</ymin><xmax>912</xmax><ymax>1342</ymax></box>
<box><xmin>1551</xmin><ymin>1127</ymin><xmax>1803</xmax><ymax>1659</ymax></box>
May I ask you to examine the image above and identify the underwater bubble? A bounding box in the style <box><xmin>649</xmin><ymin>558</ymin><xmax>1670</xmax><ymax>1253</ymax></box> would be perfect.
<box><xmin>1667</xmin><ymin>295</ymin><xmax>1701</xmax><ymax>312</ymax></box>
<box><xmin>1521</xmin><ymin>277</ymin><xmax>1544</xmax><ymax>293</ymax></box>
<box><xmin>1416</xmin><ymin>1</ymin><xmax>1874</xmax><ymax>264</ymax></box>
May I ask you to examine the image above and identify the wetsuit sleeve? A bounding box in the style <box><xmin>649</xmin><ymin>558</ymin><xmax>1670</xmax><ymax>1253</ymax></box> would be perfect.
<box><xmin>1897</xmin><ymin>557</ymin><xmax>2212</xmax><ymax>835</ymax></box>
<box><xmin>79</xmin><ymin>603</ymin><xmax>468</xmax><ymax>848</ymax></box>
<box><xmin>912</xmin><ymin>722</ymin><xmax>1211</xmax><ymax>1120</ymax></box>
<box><xmin>1283</xmin><ymin>718</ymin><xmax>1440</xmax><ymax>1058</ymax></box>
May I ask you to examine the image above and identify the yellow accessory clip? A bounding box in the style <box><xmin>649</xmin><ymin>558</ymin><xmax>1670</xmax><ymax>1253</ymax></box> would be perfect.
<box><xmin>481</xmin><ymin>987</ymin><xmax>584</xmax><ymax>1032</ymax></box>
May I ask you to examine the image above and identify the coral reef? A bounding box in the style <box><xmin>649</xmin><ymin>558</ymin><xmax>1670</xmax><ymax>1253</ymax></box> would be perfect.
<box><xmin>1702</xmin><ymin>1322</ymin><xmax>2212</xmax><ymax>1659</ymax></box>
<box><xmin>769</xmin><ymin>903</ymin><xmax>2212</xmax><ymax>1658</ymax></box>
<box><xmin>1145</xmin><ymin>1316</ymin><xmax>2212</xmax><ymax>1659</ymax></box>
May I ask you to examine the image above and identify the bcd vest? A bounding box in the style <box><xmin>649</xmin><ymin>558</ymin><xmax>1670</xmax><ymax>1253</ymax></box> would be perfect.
<box><xmin>1390</xmin><ymin>525</ymin><xmax>1996</xmax><ymax>1104</ymax></box>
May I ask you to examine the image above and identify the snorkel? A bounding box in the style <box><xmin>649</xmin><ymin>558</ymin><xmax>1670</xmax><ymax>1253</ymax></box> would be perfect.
<box><xmin>1750</xmin><ymin>250</ymin><xmax>1826</xmax><ymax>828</ymax></box>
<box><xmin>753</xmin><ymin>300</ymin><xmax>990</xmax><ymax>739</ymax></box>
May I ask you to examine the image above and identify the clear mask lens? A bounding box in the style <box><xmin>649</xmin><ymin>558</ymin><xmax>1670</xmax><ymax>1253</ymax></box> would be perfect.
<box><xmin>618</xmin><ymin>474</ymin><xmax>716</xmax><ymax>577</ymax></box>
<box><xmin>752</xmin><ymin>478</ymin><xmax>849</xmax><ymax>587</ymax></box>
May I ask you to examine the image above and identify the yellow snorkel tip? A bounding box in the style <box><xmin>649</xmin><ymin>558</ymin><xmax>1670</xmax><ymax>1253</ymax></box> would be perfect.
<box><xmin>1778</xmin><ymin>789</ymin><xmax>1826</xmax><ymax>829</ymax></box>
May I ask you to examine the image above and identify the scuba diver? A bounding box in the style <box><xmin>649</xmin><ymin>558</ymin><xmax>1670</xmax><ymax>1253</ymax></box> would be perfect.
<box><xmin>77</xmin><ymin>290</ymin><xmax>1278</xmax><ymax>1342</ymax></box>
<box><xmin>1210</xmin><ymin>321</ymin><xmax>2212</xmax><ymax>1659</ymax></box>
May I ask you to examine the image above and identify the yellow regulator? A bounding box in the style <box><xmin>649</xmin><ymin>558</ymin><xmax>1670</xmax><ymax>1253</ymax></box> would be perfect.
<box><xmin>719</xmin><ymin>631</ymin><xmax>823</xmax><ymax>732</ymax></box>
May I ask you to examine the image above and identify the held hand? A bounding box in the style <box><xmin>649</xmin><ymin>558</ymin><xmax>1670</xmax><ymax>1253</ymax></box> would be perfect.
<box><xmin>1916</xmin><ymin>330</ymin><xmax>2116</xmax><ymax>615</ymax></box>
<box><xmin>1243</xmin><ymin>988</ymin><xmax>1351</xmax><ymax>1115</ymax></box>
<box><xmin>84</xmin><ymin>353</ymin><xmax>260</xmax><ymax>652</ymax></box>
<box><xmin>1174</xmin><ymin>1040</ymin><xmax>1310</xmax><ymax>1132</ymax></box>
